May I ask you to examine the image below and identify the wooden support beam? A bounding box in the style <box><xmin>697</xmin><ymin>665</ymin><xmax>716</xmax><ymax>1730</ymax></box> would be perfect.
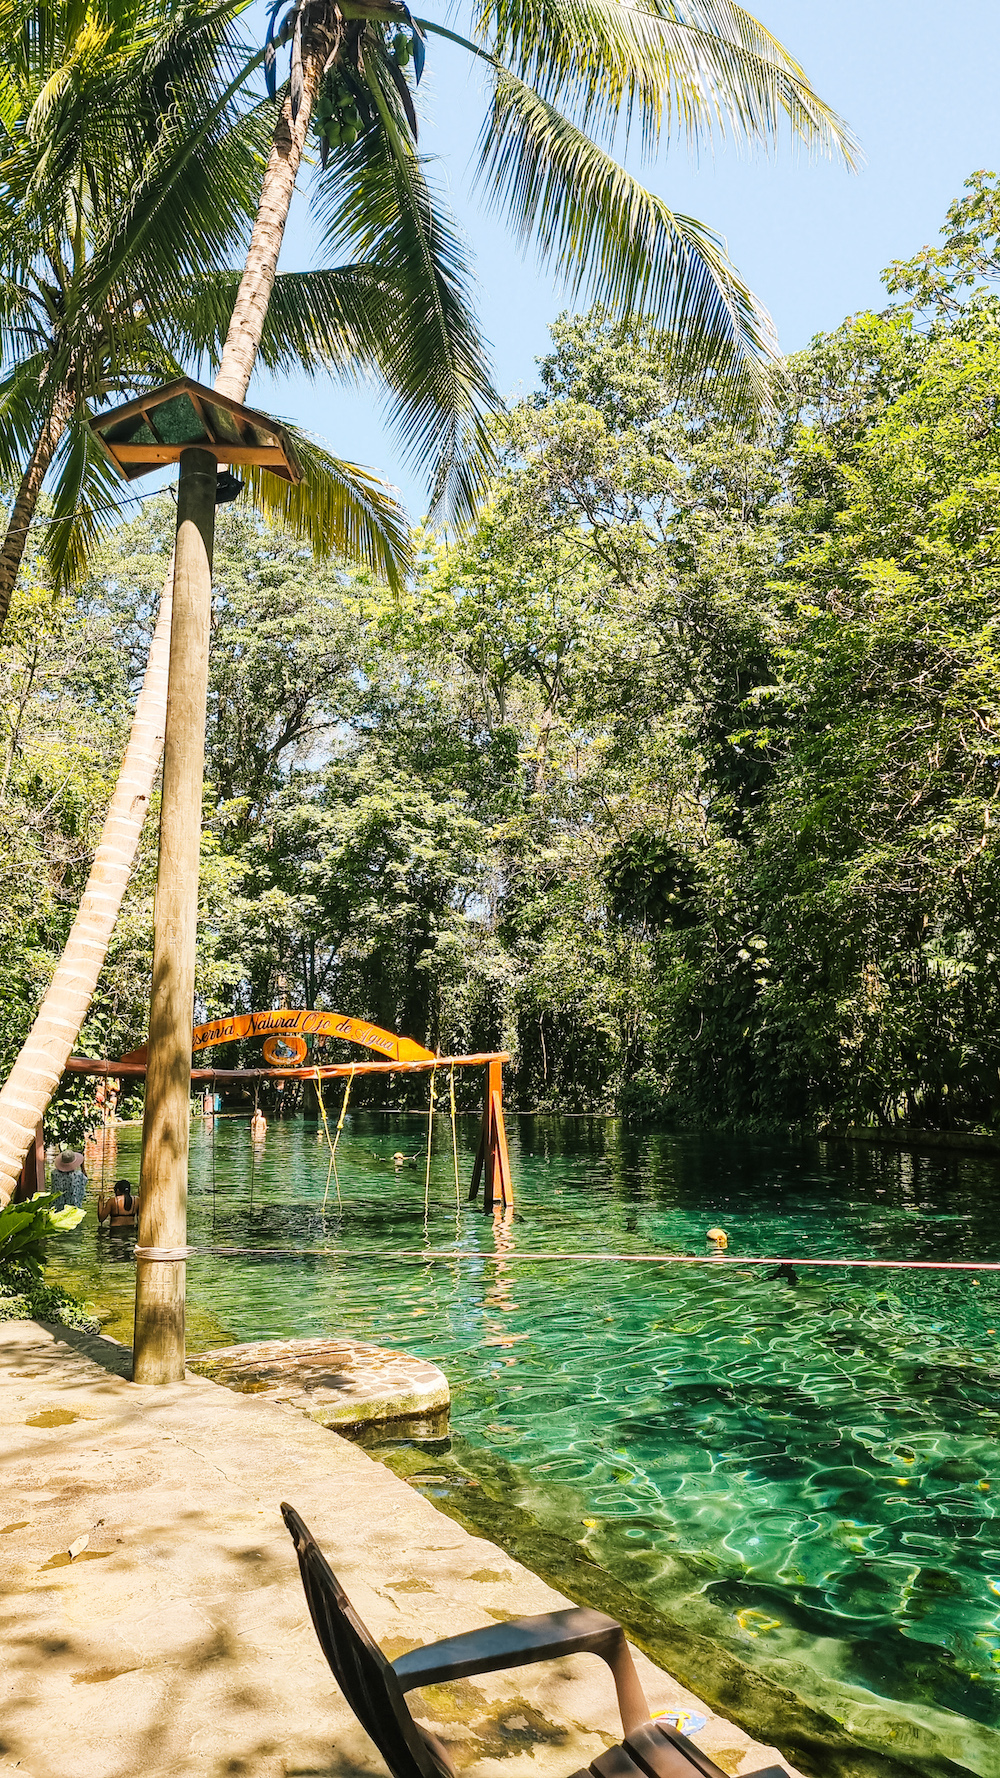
<box><xmin>492</xmin><ymin>1089</ymin><xmax>513</xmax><ymax>1205</ymax></box>
<box><xmin>471</xmin><ymin>1060</ymin><xmax>513</xmax><ymax>1213</ymax></box>
<box><xmin>468</xmin><ymin>1128</ymin><xmax>485</xmax><ymax>1203</ymax></box>
<box><xmin>112</xmin><ymin>443</ymin><xmax>288</xmax><ymax>467</ymax></box>
<box><xmin>133</xmin><ymin>447</ymin><xmax>215</xmax><ymax>1386</ymax></box>
<box><xmin>65</xmin><ymin>1051</ymin><xmax>511</xmax><ymax>1082</ymax></box>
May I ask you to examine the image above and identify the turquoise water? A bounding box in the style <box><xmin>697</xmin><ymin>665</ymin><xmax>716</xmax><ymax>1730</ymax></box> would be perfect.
<box><xmin>54</xmin><ymin>1115</ymin><xmax>1000</xmax><ymax>1771</ymax></box>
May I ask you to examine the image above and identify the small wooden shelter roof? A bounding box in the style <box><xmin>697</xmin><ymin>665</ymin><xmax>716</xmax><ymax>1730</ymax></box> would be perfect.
<box><xmin>89</xmin><ymin>377</ymin><xmax>302</xmax><ymax>483</ymax></box>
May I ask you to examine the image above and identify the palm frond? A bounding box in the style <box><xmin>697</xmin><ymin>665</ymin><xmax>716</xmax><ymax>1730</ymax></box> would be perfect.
<box><xmin>0</xmin><ymin>28</ymin><xmax>19</xmax><ymax>135</ymax></box>
<box><xmin>478</xmin><ymin>67</ymin><xmax>779</xmax><ymax>417</ymax></box>
<box><xmin>0</xmin><ymin>351</ymin><xmax>54</xmax><ymax>481</ymax></box>
<box><xmin>162</xmin><ymin>265</ymin><xmax>386</xmax><ymax>377</ymax></box>
<box><xmin>477</xmin><ymin>0</ymin><xmax>859</xmax><ymax>162</ymax></box>
<box><xmin>44</xmin><ymin>406</ymin><xmax>132</xmax><ymax>587</ymax></box>
<box><xmin>312</xmin><ymin>69</ymin><xmax>499</xmax><ymax>522</ymax></box>
<box><xmin>240</xmin><ymin>425</ymin><xmax>412</xmax><ymax>592</ymax></box>
<box><xmin>64</xmin><ymin>49</ymin><xmax>268</xmax><ymax>349</ymax></box>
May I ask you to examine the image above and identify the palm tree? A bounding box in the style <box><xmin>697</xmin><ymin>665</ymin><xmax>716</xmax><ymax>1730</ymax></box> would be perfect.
<box><xmin>0</xmin><ymin>0</ymin><xmax>474</xmax><ymax>1203</ymax></box>
<box><xmin>0</xmin><ymin>0</ymin><xmax>413</xmax><ymax>628</ymax></box>
<box><xmin>209</xmin><ymin>0</ymin><xmax>857</xmax><ymax>453</ymax></box>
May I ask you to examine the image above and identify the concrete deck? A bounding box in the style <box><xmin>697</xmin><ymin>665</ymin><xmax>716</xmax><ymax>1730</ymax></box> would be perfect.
<box><xmin>0</xmin><ymin>1321</ymin><xmax>796</xmax><ymax>1778</ymax></box>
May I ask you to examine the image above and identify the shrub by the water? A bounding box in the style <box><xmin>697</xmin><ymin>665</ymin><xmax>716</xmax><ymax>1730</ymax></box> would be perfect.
<box><xmin>0</xmin><ymin>1258</ymin><xmax>98</xmax><ymax>1330</ymax></box>
<box><xmin>0</xmin><ymin>1194</ymin><xmax>98</xmax><ymax>1331</ymax></box>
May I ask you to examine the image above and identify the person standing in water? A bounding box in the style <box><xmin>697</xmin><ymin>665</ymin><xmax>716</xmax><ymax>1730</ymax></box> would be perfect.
<box><xmin>250</xmin><ymin>1108</ymin><xmax>267</xmax><ymax>1140</ymax></box>
<box><xmin>98</xmin><ymin>1179</ymin><xmax>138</xmax><ymax>1227</ymax></box>
<box><xmin>51</xmin><ymin>1150</ymin><xmax>87</xmax><ymax>1211</ymax></box>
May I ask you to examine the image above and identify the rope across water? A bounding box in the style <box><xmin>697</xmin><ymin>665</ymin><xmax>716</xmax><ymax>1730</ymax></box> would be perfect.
<box><xmin>129</xmin><ymin>1246</ymin><xmax>1000</xmax><ymax>1271</ymax></box>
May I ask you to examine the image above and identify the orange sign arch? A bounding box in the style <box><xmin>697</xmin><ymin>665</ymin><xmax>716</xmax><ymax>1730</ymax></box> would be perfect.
<box><xmin>120</xmin><ymin>1010</ymin><xmax>434</xmax><ymax>1067</ymax></box>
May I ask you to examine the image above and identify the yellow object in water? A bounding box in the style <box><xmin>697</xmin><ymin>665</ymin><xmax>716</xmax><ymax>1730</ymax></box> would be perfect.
<box><xmin>706</xmin><ymin>1226</ymin><xmax>728</xmax><ymax>1249</ymax></box>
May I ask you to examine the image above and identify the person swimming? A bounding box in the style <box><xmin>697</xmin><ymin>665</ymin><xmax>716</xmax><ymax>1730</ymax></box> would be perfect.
<box><xmin>703</xmin><ymin>1225</ymin><xmax>798</xmax><ymax>1287</ymax></box>
<box><xmin>767</xmin><ymin>1261</ymin><xmax>799</xmax><ymax>1287</ymax></box>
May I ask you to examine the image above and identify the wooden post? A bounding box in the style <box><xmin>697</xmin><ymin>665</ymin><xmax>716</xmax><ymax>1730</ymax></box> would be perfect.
<box><xmin>469</xmin><ymin>1059</ymin><xmax>513</xmax><ymax>1213</ymax></box>
<box><xmin>133</xmin><ymin>447</ymin><xmax>216</xmax><ymax>1385</ymax></box>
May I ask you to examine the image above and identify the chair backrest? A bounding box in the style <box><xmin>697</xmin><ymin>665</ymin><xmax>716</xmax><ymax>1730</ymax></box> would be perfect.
<box><xmin>281</xmin><ymin>1503</ymin><xmax>453</xmax><ymax>1778</ymax></box>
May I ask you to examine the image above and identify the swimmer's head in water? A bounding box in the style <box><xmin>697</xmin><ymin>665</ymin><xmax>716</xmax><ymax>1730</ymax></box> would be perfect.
<box><xmin>706</xmin><ymin>1226</ymin><xmax>728</xmax><ymax>1248</ymax></box>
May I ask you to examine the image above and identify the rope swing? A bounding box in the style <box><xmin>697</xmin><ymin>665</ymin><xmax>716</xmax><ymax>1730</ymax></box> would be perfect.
<box><xmin>424</xmin><ymin>1062</ymin><xmax>438</xmax><ymax>1223</ymax></box>
<box><xmin>319</xmin><ymin>1065</ymin><xmax>353</xmax><ymax>1213</ymax></box>
<box><xmin>249</xmin><ymin>1084</ymin><xmax>259</xmax><ymax>1211</ymax></box>
<box><xmin>449</xmin><ymin>1063</ymin><xmax>461</xmax><ymax>1217</ymax></box>
<box><xmin>99</xmin><ymin>1095</ymin><xmax>111</xmax><ymax>1198</ymax></box>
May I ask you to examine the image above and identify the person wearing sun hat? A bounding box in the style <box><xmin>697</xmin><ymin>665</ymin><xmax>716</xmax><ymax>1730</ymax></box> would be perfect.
<box><xmin>51</xmin><ymin>1149</ymin><xmax>87</xmax><ymax>1212</ymax></box>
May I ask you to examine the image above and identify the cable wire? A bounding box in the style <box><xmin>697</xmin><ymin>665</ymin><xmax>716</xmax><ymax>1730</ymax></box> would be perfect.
<box><xmin>2</xmin><ymin>478</ymin><xmax>176</xmax><ymax>542</ymax></box>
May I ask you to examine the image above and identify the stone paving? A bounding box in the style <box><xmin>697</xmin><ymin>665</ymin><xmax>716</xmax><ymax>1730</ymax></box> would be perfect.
<box><xmin>0</xmin><ymin>1321</ymin><xmax>798</xmax><ymax>1778</ymax></box>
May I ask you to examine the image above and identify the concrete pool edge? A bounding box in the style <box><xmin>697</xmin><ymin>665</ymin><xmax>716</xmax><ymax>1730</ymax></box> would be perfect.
<box><xmin>0</xmin><ymin>1319</ymin><xmax>795</xmax><ymax>1778</ymax></box>
<box><xmin>829</xmin><ymin>1126</ymin><xmax>1000</xmax><ymax>1155</ymax></box>
<box><xmin>377</xmin><ymin>1441</ymin><xmax>991</xmax><ymax>1778</ymax></box>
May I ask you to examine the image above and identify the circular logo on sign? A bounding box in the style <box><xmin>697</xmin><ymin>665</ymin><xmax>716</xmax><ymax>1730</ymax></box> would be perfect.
<box><xmin>262</xmin><ymin>1033</ymin><xmax>308</xmax><ymax>1065</ymax></box>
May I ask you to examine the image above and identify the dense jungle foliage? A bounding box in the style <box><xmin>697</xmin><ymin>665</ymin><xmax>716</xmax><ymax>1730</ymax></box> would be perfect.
<box><xmin>6</xmin><ymin>175</ymin><xmax>1000</xmax><ymax>1135</ymax></box>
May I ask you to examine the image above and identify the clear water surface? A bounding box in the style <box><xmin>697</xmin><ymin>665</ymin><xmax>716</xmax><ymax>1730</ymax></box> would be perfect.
<box><xmin>52</xmin><ymin>1114</ymin><xmax>1000</xmax><ymax>1774</ymax></box>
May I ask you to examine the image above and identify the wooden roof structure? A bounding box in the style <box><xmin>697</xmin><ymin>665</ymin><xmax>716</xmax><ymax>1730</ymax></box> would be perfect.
<box><xmin>89</xmin><ymin>376</ymin><xmax>302</xmax><ymax>482</ymax></box>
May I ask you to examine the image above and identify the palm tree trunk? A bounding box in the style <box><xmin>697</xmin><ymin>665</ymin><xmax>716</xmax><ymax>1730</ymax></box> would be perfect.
<box><xmin>0</xmin><ymin>567</ymin><xmax>172</xmax><ymax>1204</ymax></box>
<box><xmin>0</xmin><ymin>383</ymin><xmax>75</xmax><ymax>637</ymax></box>
<box><xmin>214</xmin><ymin>29</ymin><xmax>332</xmax><ymax>402</ymax></box>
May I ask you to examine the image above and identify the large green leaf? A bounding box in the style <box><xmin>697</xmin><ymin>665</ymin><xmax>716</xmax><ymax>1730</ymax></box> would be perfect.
<box><xmin>0</xmin><ymin>1191</ymin><xmax>83</xmax><ymax>1276</ymax></box>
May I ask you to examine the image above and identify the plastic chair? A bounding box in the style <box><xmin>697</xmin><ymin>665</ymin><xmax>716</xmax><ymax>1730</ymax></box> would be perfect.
<box><xmin>280</xmin><ymin>1503</ymin><xmax>789</xmax><ymax>1778</ymax></box>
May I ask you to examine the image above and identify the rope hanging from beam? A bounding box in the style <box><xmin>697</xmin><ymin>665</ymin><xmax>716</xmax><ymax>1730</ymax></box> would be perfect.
<box><xmin>319</xmin><ymin>1066</ymin><xmax>353</xmax><ymax>1213</ymax></box>
<box><xmin>424</xmin><ymin>1062</ymin><xmax>438</xmax><ymax>1224</ymax></box>
<box><xmin>449</xmin><ymin>1064</ymin><xmax>460</xmax><ymax>1218</ymax></box>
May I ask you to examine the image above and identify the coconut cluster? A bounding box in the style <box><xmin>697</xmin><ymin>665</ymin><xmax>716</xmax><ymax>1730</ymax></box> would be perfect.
<box><xmin>313</xmin><ymin>73</ymin><xmax>364</xmax><ymax>151</ymax></box>
<box><xmin>312</xmin><ymin>29</ymin><xmax>415</xmax><ymax>156</ymax></box>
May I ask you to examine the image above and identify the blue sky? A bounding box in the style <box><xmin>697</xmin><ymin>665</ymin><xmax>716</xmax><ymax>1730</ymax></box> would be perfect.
<box><xmin>246</xmin><ymin>0</ymin><xmax>1000</xmax><ymax>517</ymax></box>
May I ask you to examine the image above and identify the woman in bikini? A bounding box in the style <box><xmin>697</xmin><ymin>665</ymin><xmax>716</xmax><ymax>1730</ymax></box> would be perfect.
<box><xmin>98</xmin><ymin>1178</ymin><xmax>139</xmax><ymax>1228</ymax></box>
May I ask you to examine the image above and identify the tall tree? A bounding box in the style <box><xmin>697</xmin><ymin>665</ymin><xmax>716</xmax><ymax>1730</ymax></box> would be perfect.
<box><xmin>0</xmin><ymin>0</ymin><xmax>410</xmax><ymax>622</ymax></box>
<box><xmin>0</xmin><ymin>0</ymin><xmax>415</xmax><ymax>1201</ymax></box>
<box><xmin>221</xmin><ymin>0</ymin><xmax>858</xmax><ymax>468</ymax></box>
